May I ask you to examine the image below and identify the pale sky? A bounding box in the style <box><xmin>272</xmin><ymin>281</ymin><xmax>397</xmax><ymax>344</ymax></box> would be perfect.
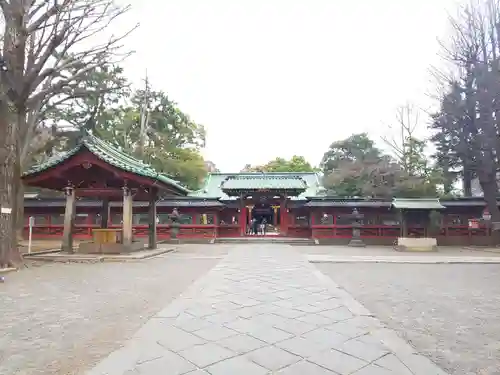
<box><xmin>115</xmin><ymin>0</ymin><xmax>461</xmax><ymax>171</ymax></box>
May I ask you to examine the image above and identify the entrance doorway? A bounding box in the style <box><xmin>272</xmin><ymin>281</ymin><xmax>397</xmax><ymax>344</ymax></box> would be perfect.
<box><xmin>247</xmin><ymin>203</ymin><xmax>280</xmax><ymax>236</ymax></box>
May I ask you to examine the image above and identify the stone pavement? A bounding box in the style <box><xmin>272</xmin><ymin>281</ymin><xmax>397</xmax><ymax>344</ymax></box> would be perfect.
<box><xmin>86</xmin><ymin>246</ymin><xmax>447</xmax><ymax>375</ymax></box>
<box><xmin>307</xmin><ymin>254</ymin><xmax>500</xmax><ymax>264</ymax></box>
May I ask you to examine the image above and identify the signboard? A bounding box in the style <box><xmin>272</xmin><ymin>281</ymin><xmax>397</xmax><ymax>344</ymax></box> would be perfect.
<box><xmin>482</xmin><ymin>208</ymin><xmax>491</xmax><ymax>221</ymax></box>
<box><xmin>469</xmin><ymin>219</ymin><xmax>479</xmax><ymax>229</ymax></box>
<box><xmin>28</xmin><ymin>216</ymin><xmax>35</xmax><ymax>254</ymax></box>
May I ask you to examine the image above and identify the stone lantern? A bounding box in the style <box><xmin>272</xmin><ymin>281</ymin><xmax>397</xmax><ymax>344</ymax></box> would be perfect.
<box><xmin>169</xmin><ymin>208</ymin><xmax>181</xmax><ymax>239</ymax></box>
<box><xmin>347</xmin><ymin>208</ymin><xmax>365</xmax><ymax>247</ymax></box>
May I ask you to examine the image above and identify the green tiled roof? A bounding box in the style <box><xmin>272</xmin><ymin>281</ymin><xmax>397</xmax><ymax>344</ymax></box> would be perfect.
<box><xmin>392</xmin><ymin>198</ymin><xmax>444</xmax><ymax>210</ymax></box>
<box><xmin>23</xmin><ymin>134</ymin><xmax>190</xmax><ymax>194</ymax></box>
<box><xmin>221</xmin><ymin>175</ymin><xmax>307</xmax><ymax>191</ymax></box>
<box><xmin>190</xmin><ymin>172</ymin><xmax>323</xmax><ymax>200</ymax></box>
<box><xmin>305</xmin><ymin>199</ymin><xmax>391</xmax><ymax>207</ymax></box>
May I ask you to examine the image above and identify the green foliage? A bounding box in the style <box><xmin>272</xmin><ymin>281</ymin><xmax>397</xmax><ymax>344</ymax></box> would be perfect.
<box><xmin>399</xmin><ymin>136</ymin><xmax>429</xmax><ymax>177</ymax></box>
<box><xmin>429</xmin><ymin>82</ymin><xmax>474</xmax><ymax>196</ymax></box>
<box><xmin>242</xmin><ymin>156</ymin><xmax>317</xmax><ymax>173</ymax></box>
<box><xmin>33</xmin><ymin>67</ymin><xmax>208</xmax><ymax>190</ymax></box>
<box><xmin>320</xmin><ymin>133</ymin><xmax>381</xmax><ymax>175</ymax></box>
<box><xmin>322</xmin><ymin>133</ymin><xmax>439</xmax><ymax>198</ymax></box>
<box><xmin>46</xmin><ymin>65</ymin><xmax>129</xmax><ymax>136</ymax></box>
<box><xmin>131</xmin><ymin>88</ymin><xmax>206</xmax><ymax>150</ymax></box>
<box><xmin>145</xmin><ymin>146</ymin><xmax>207</xmax><ymax>190</ymax></box>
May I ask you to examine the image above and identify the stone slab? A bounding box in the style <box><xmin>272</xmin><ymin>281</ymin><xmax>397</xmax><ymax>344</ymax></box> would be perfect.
<box><xmin>24</xmin><ymin>247</ymin><xmax>175</xmax><ymax>263</ymax></box>
<box><xmin>85</xmin><ymin>245</ymin><xmax>448</xmax><ymax>375</ymax></box>
<box><xmin>245</xmin><ymin>345</ymin><xmax>301</xmax><ymax>370</ymax></box>
<box><xmin>204</xmin><ymin>354</ymin><xmax>268</xmax><ymax>375</ymax></box>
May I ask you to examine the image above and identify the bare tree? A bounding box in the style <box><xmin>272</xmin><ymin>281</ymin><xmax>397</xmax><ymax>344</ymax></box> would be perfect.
<box><xmin>381</xmin><ymin>103</ymin><xmax>429</xmax><ymax>178</ymax></box>
<box><xmin>0</xmin><ymin>0</ymin><xmax>136</xmax><ymax>267</ymax></box>
<box><xmin>137</xmin><ymin>71</ymin><xmax>150</xmax><ymax>157</ymax></box>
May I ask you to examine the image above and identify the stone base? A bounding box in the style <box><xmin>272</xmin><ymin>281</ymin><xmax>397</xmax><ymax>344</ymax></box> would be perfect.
<box><xmin>78</xmin><ymin>241</ymin><xmax>144</xmax><ymax>254</ymax></box>
<box><xmin>159</xmin><ymin>238</ymin><xmax>215</xmax><ymax>244</ymax></box>
<box><xmin>394</xmin><ymin>237</ymin><xmax>438</xmax><ymax>252</ymax></box>
<box><xmin>0</xmin><ymin>267</ymin><xmax>17</xmax><ymax>275</ymax></box>
<box><xmin>348</xmin><ymin>239</ymin><xmax>366</xmax><ymax>247</ymax></box>
<box><xmin>24</xmin><ymin>247</ymin><xmax>175</xmax><ymax>263</ymax></box>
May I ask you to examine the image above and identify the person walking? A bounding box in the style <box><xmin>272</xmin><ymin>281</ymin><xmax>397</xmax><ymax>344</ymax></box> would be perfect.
<box><xmin>247</xmin><ymin>218</ymin><xmax>254</xmax><ymax>235</ymax></box>
<box><xmin>261</xmin><ymin>217</ymin><xmax>267</xmax><ymax>235</ymax></box>
<box><xmin>252</xmin><ymin>217</ymin><xmax>258</xmax><ymax>235</ymax></box>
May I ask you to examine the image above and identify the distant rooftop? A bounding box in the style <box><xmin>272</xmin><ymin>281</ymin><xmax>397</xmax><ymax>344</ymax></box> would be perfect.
<box><xmin>190</xmin><ymin>172</ymin><xmax>323</xmax><ymax>200</ymax></box>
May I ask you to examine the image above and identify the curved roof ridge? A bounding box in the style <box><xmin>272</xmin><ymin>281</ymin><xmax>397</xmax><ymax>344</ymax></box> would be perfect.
<box><xmin>85</xmin><ymin>135</ymin><xmax>150</xmax><ymax>170</ymax></box>
<box><xmin>23</xmin><ymin>134</ymin><xmax>190</xmax><ymax>194</ymax></box>
<box><xmin>187</xmin><ymin>171</ymin><xmax>322</xmax><ymax>199</ymax></box>
<box><xmin>23</xmin><ymin>144</ymin><xmax>82</xmax><ymax>175</ymax></box>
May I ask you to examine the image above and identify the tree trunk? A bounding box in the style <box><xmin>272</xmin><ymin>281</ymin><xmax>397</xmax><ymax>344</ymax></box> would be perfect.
<box><xmin>0</xmin><ymin>103</ymin><xmax>17</xmax><ymax>268</ymax></box>
<box><xmin>479</xmin><ymin>176</ymin><xmax>500</xmax><ymax>245</ymax></box>
<box><xmin>16</xmin><ymin>181</ymin><xmax>24</xmax><ymax>240</ymax></box>
<box><xmin>463</xmin><ymin>167</ymin><xmax>473</xmax><ymax>197</ymax></box>
<box><xmin>443</xmin><ymin>171</ymin><xmax>454</xmax><ymax>195</ymax></box>
<box><xmin>16</xmin><ymin>109</ymin><xmax>28</xmax><ymax>242</ymax></box>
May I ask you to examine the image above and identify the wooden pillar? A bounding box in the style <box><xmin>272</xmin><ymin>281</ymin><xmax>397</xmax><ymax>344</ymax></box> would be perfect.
<box><xmin>239</xmin><ymin>194</ymin><xmax>246</xmax><ymax>236</ymax></box>
<box><xmin>148</xmin><ymin>188</ymin><xmax>158</xmax><ymax>249</ymax></box>
<box><xmin>280</xmin><ymin>195</ymin><xmax>288</xmax><ymax>236</ymax></box>
<box><xmin>101</xmin><ymin>198</ymin><xmax>109</xmax><ymax>229</ymax></box>
<box><xmin>272</xmin><ymin>206</ymin><xmax>278</xmax><ymax>226</ymax></box>
<box><xmin>399</xmin><ymin>209</ymin><xmax>407</xmax><ymax>237</ymax></box>
<box><xmin>61</xmin><ymin>186</ymin><xmax>76</xmax><ymax>253</ymax></box>
<box><xmin>122</xmin><ymin>187</ymin><xmax>133</xmax><ymax>246</ymax></box>
<box><xmin>247</xmin><ymin>205</ymin><xmax>253</xmax><ymax>225</ymax></box>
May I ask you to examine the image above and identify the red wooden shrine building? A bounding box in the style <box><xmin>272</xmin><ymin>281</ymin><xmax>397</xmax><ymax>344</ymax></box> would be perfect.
<box><xmin>23</xmin><ymin>135</ymin><xmax>498</xmax><ymax>246</ymax></box>
<box><xmin>22</xmin><ymin>135</ymin><xmax>189</xmax><ymax>251</ymax></box>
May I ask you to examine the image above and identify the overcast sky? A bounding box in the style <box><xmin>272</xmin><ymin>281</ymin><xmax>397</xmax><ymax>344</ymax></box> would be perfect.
<box><xmin>115</xmin><ymin>0</ymin><xmax>461</xmax><ymax>171</ymax></box>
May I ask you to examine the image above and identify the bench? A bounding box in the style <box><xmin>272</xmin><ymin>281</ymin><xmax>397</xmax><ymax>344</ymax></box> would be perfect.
<box><xmin>394</xmin><ymin>237</ymin><xmax>438</xmax><ymax>252</ymax></box>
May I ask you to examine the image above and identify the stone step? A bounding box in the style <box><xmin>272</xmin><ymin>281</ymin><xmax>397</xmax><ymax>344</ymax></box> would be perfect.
<box><xmin>215</xmin><ymin>237</ymin><xmax>316</xmax><ymax>245</ymax></box>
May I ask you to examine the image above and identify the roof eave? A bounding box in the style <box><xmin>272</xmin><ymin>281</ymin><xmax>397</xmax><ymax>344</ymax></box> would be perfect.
<box><xmin>221</xmin><ymin>188</ymin><xmax>307</xmax><ymax>196</ymax></box>
<box><xmin>391</xmin><ymin>198</ymin><xmax>445</xmax><ymax>210</ymax></box>
<box><xmin>22</xmin><ymin>145</ymin><xmax>82</xmax><ymax>178</ymax></box>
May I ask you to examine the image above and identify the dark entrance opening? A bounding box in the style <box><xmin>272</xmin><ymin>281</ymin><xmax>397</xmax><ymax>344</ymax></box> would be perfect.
<box><xmin>252</xmin><ymin>203</ymin><xmax>273</xmax><ymax>224</ymax></box>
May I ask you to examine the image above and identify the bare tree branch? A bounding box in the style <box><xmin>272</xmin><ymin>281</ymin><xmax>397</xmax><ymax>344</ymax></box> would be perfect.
<box><xmin>1</xmin><ymin>0</ymin><xmax>135</xmax><ymax>164</ymax></box>
<box><xmin>0</xmin><ymin>0</ymin><xmax>135</xmax><ymax>263</ymax></box>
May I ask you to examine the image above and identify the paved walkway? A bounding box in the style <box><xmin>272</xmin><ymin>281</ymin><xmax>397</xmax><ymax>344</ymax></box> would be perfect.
<box><xmin>86</xmin><ymin>246</ymin><xmax>447</xmax><ymax>375</ymax></box>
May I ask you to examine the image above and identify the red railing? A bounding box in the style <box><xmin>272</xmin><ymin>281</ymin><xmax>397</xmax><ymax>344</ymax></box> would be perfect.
<box><xmin>310</xmin><ymin>224</ymin><xmax>490</xmax><ymax>238</ymax></box>
<box><xmin>287</xmin><ymin>225</ymin><xmax>312</xmax><ymax>238</ymax></box>
<box><xmin>23</xmin><ymin>224</ymin><xmax>99</xmax><ymax>238</ymax></box>
<box><xmin>311</xmin><ymin>225</ymin><xmax>402</xmax><ymax>238</ymax></box>
<box><xmin>24</xmin><ymin>223</ymin><xmax>493</xmax><ymax>239</ymax></box>
<box><xmin>218</xmin><ymin>225</ymin><xmax>240</xmax><ymax>237</ymax></box>
<box><xmin>25</xmin><ymin>224</ymin><xmax>218</xmax><ymax>239</ymax></box>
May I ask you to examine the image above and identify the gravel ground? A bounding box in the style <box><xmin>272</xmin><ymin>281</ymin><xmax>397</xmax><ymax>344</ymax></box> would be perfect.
<box><xmin>315</xmin><ymin>263</ymin><xmax>500</xmax><ymax>375</ymax></box>
<box><xmin>0</xmin><ymin>251</ymin><xmax>219</xmax><ymax>375</ymax></box>
<box><xmin>298</xmin><ymin>245</ymin><xmax>500</xmax><ymax>257</ymax></box>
